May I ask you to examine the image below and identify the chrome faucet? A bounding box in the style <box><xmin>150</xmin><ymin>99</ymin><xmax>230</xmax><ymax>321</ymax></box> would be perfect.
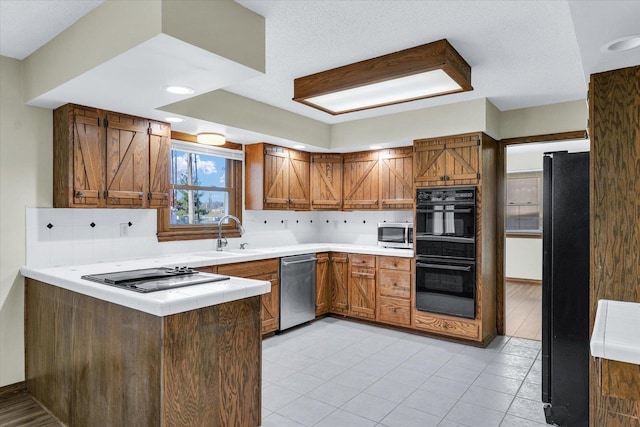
<box><xmin>216</xmin><ymin>215</ymin><xmax>245</xmax><ymax>251</ymax></box>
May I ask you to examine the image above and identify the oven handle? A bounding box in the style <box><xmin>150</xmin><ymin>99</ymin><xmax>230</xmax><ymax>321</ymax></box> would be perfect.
<box><xmin>416</xmin><ymin>208</ymin><xmax>473</xmax><ymax>214</ymax></box>
<box><xmin>416</xmin><ymin>262</ymin><xmax>472</xmax><ymax>272</ymax></box>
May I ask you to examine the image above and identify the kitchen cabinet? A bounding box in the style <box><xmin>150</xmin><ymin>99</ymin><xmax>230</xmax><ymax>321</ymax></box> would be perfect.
<box><xmin>315</xmin><ymin>252</ymin><xmax>330</xmax><ymax>316</ymax></box>
<box><xmin>217</xmin><ymin>259</ymin><xmax>280</xmax><ymax>335</ymax></box>
<box><xmin>376</xmin><ymin>256</ymin><xmax>412</xmax><ymax>327</ymax></box>
<box><xmin>342</xmin><ymin>151</ymin><xmax>380</xmax><ymax>209</ymax></box>
<box><xmin>414</xmin><ymin>132</ymin><xmax>481</xmax><ymax>186</ymax></box>
<box><xmin>329</xmin><ymin>252</ymin><xmax>349</xmax><ymax>315</ymax></box>
<box><xmin>379</xmin><ymin>147</ymin><xmax>413</xmax><ymax>209</ymax></box>
<box><xmin>53</xmin><ymin>103</ymin><xmax>170</xmax><ymax>208</ymax></box>
<box><xmin>310</xmin><ymin>153</ymin><xmax>342</xmax><ymax>210</ymax></box>
<box><xmin>245</xmin><ymin>143</ymin><xmax>311</xmax><ymax>210</ymax></box>
<box><xmin>348</xmin><ymin>254</ymin><xmax>376</xmax><ymax>320</ymax></box>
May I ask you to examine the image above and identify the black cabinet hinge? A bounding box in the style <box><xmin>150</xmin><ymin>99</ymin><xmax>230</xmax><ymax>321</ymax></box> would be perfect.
<box><xmin>103</xmin><ymin>190</ymin><xmax>109</xmax><ymax>199</ymax></box>
<box><xmin>477</xmin><ymin>173</ymin><xmax>481</xmax><ymax>179</ymax></box>
<box><xmin>103</xmin><ymin>118</ymin><xmax>109</xmax><ymax>128</ymax></box>
<box><xmin>97</xmin><ymin>118</ymin><xmax>100</xmax><ymax>127</ymax></box>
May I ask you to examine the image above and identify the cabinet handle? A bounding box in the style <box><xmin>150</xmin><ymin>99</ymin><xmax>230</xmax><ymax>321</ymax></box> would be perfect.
<box><xmin>75</xmin><ymin>191</ymin><xmax>83</xmax><ymax>197</ymax></box>
<box><xmin>392</xmin><ymin>282</ymin><xmax>397</xmax><ymax>287</ymax></box>
<box><xmin>392</xmin><ymin>308</ymin><xmax>397</xmax><ymax>313</ymax></box>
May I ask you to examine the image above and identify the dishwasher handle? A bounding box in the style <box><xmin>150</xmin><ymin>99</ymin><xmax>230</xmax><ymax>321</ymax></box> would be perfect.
<box><xmin>281</xmin><ymin>257</ymin><xmax>318</xmax><ymax>266</ymax></box>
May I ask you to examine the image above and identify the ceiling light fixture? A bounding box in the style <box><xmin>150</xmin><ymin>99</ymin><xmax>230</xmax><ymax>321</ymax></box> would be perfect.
<box><xmin>164</xmin><ymin>85</ymin><xmax>195</xmax><ymax>95</ymax></box>
<box><xmin>293</xmin><ymin>144</ymin><xmax>305</xmax><ymax>150</ymax></box>
<box><xmin>370</xmin><ymin>145</ymin><xmax>383</xmax><ymax>150</ymax></box>
<box><xmin>293</xmin><ymin>39</ymin><xmax>472</xmax><ymax>115</ymax></box>
<box><xmin>196</xmin><ymin>133</ymin><xmax>226</xmax><ymax>146</ymax></box>
<box><xmin>165</xmin><ymin>117</ymin><xmax>184</xmax><ymax>123</ymax></box>
<box><xmin>601</xmin><ymin>35</ymin><xmax>640</xmax><ymax>52</ymax></box>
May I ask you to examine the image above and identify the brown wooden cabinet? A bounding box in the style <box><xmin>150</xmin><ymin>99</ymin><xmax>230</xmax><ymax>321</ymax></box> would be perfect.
<box><xmin>379</xmin><ymin>147</ymin><xmax>414</xmax><ymax>209</ymax></box>
<box><xmin>414</xmin><ymin>133</ymin><xmax>481</xmax><ymax>187</ymax></box>
<box><xmin>217</xmin><ymin>259</ymin><xmax>280</xmax><ymax>335</ymax></box>
<box><xmin>245</xmin><ymin>143</ymin><xmax>310</xmax><ymax>210</ymax></box>
<box><xmin>315</xmin><ymin>252</ymin><xmax>330</xmax><ymax>316</ymax></box>
<box><xmin>348</xmin><ymin>254</ymin><xmax>376</xmax><ymax>320</ymax></box>
<box><xmin>329</xmin><ymin>252</ymin><xmax>349</xmax><ymax>315</ymax></box>
<box><xmin>376</xmin><ymin>256</ymin><xmax>412</xmax><ymax>327</ymax></box>
<box><xmin>342</xmin><ymin>151</ymin><xmax>380</xmax><ymax>209</ymax></box>
<box><xmin>310</xmin><ymin>154</ymin><xmax>342</xmax><ymax>210</ymax></box>
<box><xmin>53</xmin><ymin>104</ymin><xmax>170</xmax><ymax>208</ymax></box>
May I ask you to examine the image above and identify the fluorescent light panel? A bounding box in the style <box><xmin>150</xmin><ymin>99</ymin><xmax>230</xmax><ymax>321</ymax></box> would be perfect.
<box><xmin>305</xmin><ymin>70</ymin><xmax>462</xmax><ymax>114</ymax></box>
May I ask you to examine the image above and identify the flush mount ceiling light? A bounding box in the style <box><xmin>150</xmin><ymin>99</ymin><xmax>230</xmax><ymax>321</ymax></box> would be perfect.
<box><xmin>293</xmin><ymin>39</ymin><xmax>472</xmax><ymax>115</ymax></box>
<box><xmin>165</xmin><ymin>117</ymin><xmax>184</xmax><ymax>123</ymax></box>
<box><xmin>601</xmin><ymin>35</ymin><xmax>640</xmax><ymax>52</ymax></box>
<box><xmin>164</xmin><ymin>85</ymin><xmax>195</xmax><ymax>95</ymax></box>
<box><xmin>197</xmin><ymin>132</ymin><xmax>226</xmax><ymax>146</ymax></box>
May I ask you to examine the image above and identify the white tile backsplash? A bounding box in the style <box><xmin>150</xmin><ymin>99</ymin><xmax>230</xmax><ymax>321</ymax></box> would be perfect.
<box><xmin>25</xmin><ymin>208</ymin><xmax>412</xmax><ymax>268</ymax></box>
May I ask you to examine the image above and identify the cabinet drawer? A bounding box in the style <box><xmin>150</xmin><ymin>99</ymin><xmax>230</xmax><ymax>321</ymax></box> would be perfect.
<box><xmin>413</xmin><ymin>312</ymin><xmax>479</xmax><ymax>340</ymax></box>
<box><xmin>217</xmin><ymin>258</ymin><xmax>278</xmax><ymax>277</ymax></box>
<box><xmin>378</xmin><ymin>256</ymin><xmax>411</xmax><ymax>271</ymax></box>
<box><xmin>377</xmin><ymin>297</ymin><xmax>410</xmax><ymax>326</ymax></box>
<box><xmin>351</xmin><ymin>254</ymin><xmax>376</xmax><ymax>268</ymax></box>
<box><xmin>378</xmin><ymin>270</ymin><xmax>410</xmax><ymax>299</ymax></box>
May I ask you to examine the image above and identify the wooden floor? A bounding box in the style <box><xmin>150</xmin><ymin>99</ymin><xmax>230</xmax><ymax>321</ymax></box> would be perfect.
<box><xmin>0</xmin><ymin>392</ymin><xmax>61</xmax><ymax>427</ymax></box>
<box><xmin>505</xmin><ymin>280</ymin><xmax>542</xmax><ymax>341</ymax></box>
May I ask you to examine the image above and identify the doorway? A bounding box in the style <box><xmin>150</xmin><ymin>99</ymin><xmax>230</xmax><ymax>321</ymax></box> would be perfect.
<box><xmin>502</xmin><ymin>138</ymin><xmax>590</xmax><ymax>340</ymax></box>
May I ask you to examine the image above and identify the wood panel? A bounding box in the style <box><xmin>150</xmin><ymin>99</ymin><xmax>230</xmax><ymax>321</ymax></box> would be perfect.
<box><xmin>590</xmin><ymin>65</ymin><xmax>640</xmax><ymax>426</ymax></box>
<box><xmin>379</xmin><ymin>147</ymin><xmax>413</xmax><ymax>209</ymax></box>
<box><xmin>287</xmin><ymin>149</ymin><xmax>311</xmax><ymax>209</ymax></box>
<box><xmin>0</xmin><ymin>392</ymin><xmax>62</xmax><ymax>427</ymax></box>
<box><xmin>413</xmin><ymin>311</ymin><xmax>479</xmax><ymax>339</ymax></box>
<box><xmin>315</xmin><ymin>252</ymin><xmax>331</xmax><ymax>315</ymax></box>
<box><xmin>310</xmin><ymin>154</ymin><xmax>343</xmax><ymax>210</ymax></box>
<box><xmin>414</xmin><ymin>133</ymin><xmax>480</xmax><ymax>186</ymax></box>
<box><xmin>330</xmin><ymin>253</ymin><xmax>349</xmax><ymax>315</ymax></box>
<box><xmin>378</xmin><ymin>270</ymin><xmax>411</xmax><ymax>299</ymax></box>
<box><xmin>148</xmin><ymin>121</ymin><xmax>170</xmax><ymax>207</ymax></box>
<box><xmin>377</xmin><ymin>296</ymin><xmax>411</xmax><ymax>326</ymax></box>
<box><xmin>348</xmin><ymin>255</ymin><xmax>376</xmax><ymax>320</ymax></box>
<box><xmin>343</xmin><ymin>151</ymin><xmax>379</xmax><ymax>209</ymax></box>
<box><xmin>263</xmin><ymin>144</ymin><xmax>289</xmax><ymax>208</ymax></box>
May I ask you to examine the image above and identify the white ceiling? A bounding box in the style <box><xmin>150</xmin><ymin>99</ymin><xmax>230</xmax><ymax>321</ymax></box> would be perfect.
<box><xmin>1</xmin><ymin>0</ymin><xmax>639</xmax><ymax>139</ymax></box>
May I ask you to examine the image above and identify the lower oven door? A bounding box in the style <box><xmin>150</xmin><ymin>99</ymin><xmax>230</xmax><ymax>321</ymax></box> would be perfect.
<box><xmin>415</xmin><ymin>257</ymin><xmax>476</xmax><ymax>319</ymax></box>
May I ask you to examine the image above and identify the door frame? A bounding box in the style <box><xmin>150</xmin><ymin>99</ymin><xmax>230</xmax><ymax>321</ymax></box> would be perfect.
<box><xmin>495</xmin><ymin>130</ymin><xmax>587</xmax><ymax>335</ymax></box>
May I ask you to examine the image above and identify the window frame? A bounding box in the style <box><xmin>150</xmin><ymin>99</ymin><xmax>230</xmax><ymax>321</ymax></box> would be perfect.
<box><xmin>156</xmin><ymin>134</ymin><xmax>244</xmax><ymax>242</ymax></box>
<box><xmin>505</xmin><ymin>170</ymin><xmax>543</xmax><ymax>235</ymax></box>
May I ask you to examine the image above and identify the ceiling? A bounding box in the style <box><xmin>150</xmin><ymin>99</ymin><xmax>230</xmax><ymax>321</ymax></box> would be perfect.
<box><xmin>1</xmin><ymin>0</ymin><xmax>639</xmax><ymax>144</ymax></box>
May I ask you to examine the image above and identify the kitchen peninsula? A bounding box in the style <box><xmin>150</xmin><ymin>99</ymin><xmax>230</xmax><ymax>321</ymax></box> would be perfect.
<box><xmin>21</xmin><ymin>255</ymin><xmax>271</xmax><ymax>427</ymax></box>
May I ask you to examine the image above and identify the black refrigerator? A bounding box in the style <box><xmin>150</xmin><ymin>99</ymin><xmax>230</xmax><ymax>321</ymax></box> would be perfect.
<box><xmin>541</xmin><ymin>151</ymin><xmax>590</xmax><ymax>426</ymax></box>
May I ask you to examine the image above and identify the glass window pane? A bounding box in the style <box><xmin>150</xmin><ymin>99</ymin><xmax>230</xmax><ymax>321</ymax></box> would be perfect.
<box><xmin>170</xmin><ymin>190</ymin><xmax>229</xmax><ymax>225</ymax></box>
<box><xmin>171</xmin><ymin>150</ymin><xmax>227</xmax><ymax>189</ymax></box>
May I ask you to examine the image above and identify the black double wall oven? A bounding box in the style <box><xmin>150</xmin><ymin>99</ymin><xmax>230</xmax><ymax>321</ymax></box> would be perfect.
<box><xmin>415</xmin><ymin>186</ymin><xmax>477</xmax><ymax>319</ymax></box>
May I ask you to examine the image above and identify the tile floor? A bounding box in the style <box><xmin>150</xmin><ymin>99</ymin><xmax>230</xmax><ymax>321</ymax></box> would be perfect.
<box><xmin>261</xmin><ymin>318</ymin><xmax>547</xmax><ymax>427</ymax></box>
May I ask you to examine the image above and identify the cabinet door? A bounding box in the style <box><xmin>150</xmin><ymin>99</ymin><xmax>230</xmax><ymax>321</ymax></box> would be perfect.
<box><xmin>414</xmin><ymin>134</ymin><xmax>480</xmax><ymax>186</ymax></box>
<box><xmin>379</xmin><ymin>147</ymin><xmax>413</xmax><ymax>209</ymax></box>
<box><xmin>148</xmin><ymin>121</ymin><xmax>170</xmax><ymax>208</ymax></box>
<box><xmin>263</xmin><ymin>145</ymin><xmax>290</xmax><ymax>209</ymax></box>
<box><xmin>330</xmin><ymin>253</ymin><xmax>349</xmax><ymax>315</ymax></box>
<box><xmin>72</xmin><ymin>106</ymin><xmax>104</xmax><ymax>207</ymax></box>
<box><xmin>260</xmin><ymin>276</ymin><xmax>280</xmax><ymax>334</ymax></box>
<box><xmin>104</xmin><ymin>112</ymin><xmax>149</xmax><ymax>207</ymax></box>
<box><xmin>288</xmin><ymin>149</ymin><xmax>311</xmax><ymax>210</ymax></box>
<box><xmin>311</xmin><ymin>154</ymin><xmax>343</xmax><ymax>210</ymax></box>
<box><xmin>315</xmin><ymin>253</ymin><xmax>330</xmax><ymax>316</ymax></box>
<box><xmin>348</xmin><ymin>266</ymin><xmax>376</xmax><ymax>320</ymax></box>
<box><xmin>343</xmin><ymin>151</ymin><xmax>379</xmax><ymax>209</ymax></box>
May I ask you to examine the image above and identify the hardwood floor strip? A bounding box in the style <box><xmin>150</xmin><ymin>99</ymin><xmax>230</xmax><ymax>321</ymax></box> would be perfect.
<box><xmin>0</xmin><ymin>393</ymin><xmax>61</xmax><ymax>426</ymax></box>
<box><xmin>505</xmin><ymin>281</ymin><xmax>542</xmax><ymax>341</ymax></box>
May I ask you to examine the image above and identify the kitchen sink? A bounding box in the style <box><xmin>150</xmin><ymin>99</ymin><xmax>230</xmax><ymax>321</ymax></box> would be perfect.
<box><xmin>191</xmin><ymin>251</ymin><xmax>243</xmax><ymax>258</ymax></box>
<box><xmin>223</xmin><ymin>249</ymin><xmax>273</xmax><ymax>255</ymax></box>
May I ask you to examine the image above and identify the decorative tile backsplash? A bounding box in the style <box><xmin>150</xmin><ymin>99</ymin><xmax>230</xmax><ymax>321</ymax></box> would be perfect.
<box><xmin>25</xmin><ymin>208</ymin><xmax>412</xmax><ymax>268</ymax></box>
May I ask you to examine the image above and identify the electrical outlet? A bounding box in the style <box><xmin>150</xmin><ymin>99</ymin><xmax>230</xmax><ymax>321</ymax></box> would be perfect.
<box><xmin>119</xmin><ymin>223</ymin><xmax>128</xmax><ymax>237</ymax></box>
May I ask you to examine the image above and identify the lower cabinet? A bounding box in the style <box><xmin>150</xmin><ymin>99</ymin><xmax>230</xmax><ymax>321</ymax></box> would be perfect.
<box><xmin>330</xmin><ymin>253</ymin><xmax>349</xmax><ymax>315</ymax></box>
<box><xmin>315</xmin><ymin>253</ymin><xmax>330</xmax><ymax>316</ymax></box>
<box><xmin>376</xmin><ymin>256</ymin><xmax>412</xmax><ymax>327</ymax></box>
<box><xmin>412</xmin><ymin>313</ymin><xmax>479</xmax><ymax>340</ymax></box>
<box><xmin>216</xmin><ymin>259</ymin><xmax>280</xmax><ymax>335</ymax></box>
<box><xmin>348</xmin><ymin>254</ymin><xmax>376</xmax><ymax>320</ymax></box>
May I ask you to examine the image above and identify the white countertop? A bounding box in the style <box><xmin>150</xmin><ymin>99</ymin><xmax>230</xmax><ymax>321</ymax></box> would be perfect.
<box><xmin>590</xmin><ymin>299</ymin><xmax>640</xmax><ymax>365</ymax></box>
<box><xmin>20</xmin><ymin>244</ymin><xmax>412</xmax><ymax>317</ymax></box>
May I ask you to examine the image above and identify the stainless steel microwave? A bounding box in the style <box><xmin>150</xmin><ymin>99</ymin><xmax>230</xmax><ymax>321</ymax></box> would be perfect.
<box><xmin>377</xmin><ymin>222</ymin><xmax>413</xmax><ymax>249</ymax></box>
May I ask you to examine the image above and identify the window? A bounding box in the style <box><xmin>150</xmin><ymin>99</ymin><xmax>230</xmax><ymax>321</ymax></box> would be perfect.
<box><xmin>157</xmin><ymin>138</ymin><xmax>243</xmax><ymax>242</ymax></box>
<box><xmin>506</xmin><ymin>171</ymin><xmax>542</xmax><ymax>233</ymax></box>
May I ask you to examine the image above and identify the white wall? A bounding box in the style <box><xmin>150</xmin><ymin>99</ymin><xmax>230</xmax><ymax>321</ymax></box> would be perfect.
<box><xmin>0</xmin><ymin>56</ymin><xmax>52</xmax><ymax>387</ymax></box>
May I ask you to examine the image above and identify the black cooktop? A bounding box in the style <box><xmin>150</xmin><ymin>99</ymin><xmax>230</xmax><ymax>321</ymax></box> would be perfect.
<box><xmin>81</xmin><ymin>267</ymin><xmax>230</xmax><ymax>293</ymax></box>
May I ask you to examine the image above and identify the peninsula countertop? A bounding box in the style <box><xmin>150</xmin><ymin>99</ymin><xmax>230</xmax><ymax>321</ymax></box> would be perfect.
<box><xmin>20</xmin><ymin>244</ymin><xmax>413</xmax><ymax>317</ymax></box>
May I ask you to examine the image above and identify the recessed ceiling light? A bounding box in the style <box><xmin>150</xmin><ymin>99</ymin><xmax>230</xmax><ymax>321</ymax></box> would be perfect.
<box><xmin>370</xmin><ymin>145</ymin><xmax>383</xmax><ymax>150</ymax></box>
<box><xmin>197</xmin><ymin>133</ymin><xmax>226</xmax><ymax>146</ymax></box>
<box><xmin>602</xmin><ymin>35</ymin><xmax>640</xmax><ymax>52</ymax></box>
<box><xmin>293</xmin><ymin>144</ymin><xmax>305</xmax><ymax>149</ymax></box>
<box><xmin>164</xmin><ymin>85</ymin><xmax>195</xmax><ymax>95</ymax></box>
<box><xmin>165</xmin><ymin>117</ymin><xmax>183</xmax><ymax>123</ymax></box>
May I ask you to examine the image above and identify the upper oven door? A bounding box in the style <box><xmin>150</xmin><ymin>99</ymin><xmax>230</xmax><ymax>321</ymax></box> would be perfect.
<box><xmin>415</xmin><ymin>187</ymin><xmax>476</xmax><ymax>241</ymax></box>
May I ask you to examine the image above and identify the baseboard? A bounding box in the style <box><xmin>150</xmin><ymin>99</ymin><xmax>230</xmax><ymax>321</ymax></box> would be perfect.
<box><xmin>0</xmin><ymin>381</ymin><xmax>27</xmax><ymax>398</ymax></box>
<box><xmin>505</xmin><ymin>277</ymin><xmax>542</xmax><ymax>286</ymax></box>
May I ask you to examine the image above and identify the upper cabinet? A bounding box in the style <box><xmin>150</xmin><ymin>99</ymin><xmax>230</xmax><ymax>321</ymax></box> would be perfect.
<box><xmin>245</xmin><ymin>143</ymin><xmax>311</xmax><ymax>210</ymax></box>
<box><xmin>343</xmin><ymin>151</ymin><xmax>380</xmax><ymax>210</ymax></box>
<box><xmin>310</xmin><ymin>153</ymin><xmax>343</xmax><ymax>210</ymax></box>
<box><xmin>379</xmin><ymin>147</ymin><xmax>413</xmax><ymax>209</ymax></box>
<box><xmin>53</xmin><ymin>104</ymin><xmax>170</xmax><ymax>208</ymax></box>
<box><xmin>414</xmin><ymin>133</ymin><xmax>481</xmax><ymax>186</ymax></box>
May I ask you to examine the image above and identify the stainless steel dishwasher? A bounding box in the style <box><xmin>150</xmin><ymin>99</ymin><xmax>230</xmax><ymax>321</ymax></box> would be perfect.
<box><xmin>279</xmin><ymin>254</ymin><xmax>317</xmax><ymax>331</ymax></box>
